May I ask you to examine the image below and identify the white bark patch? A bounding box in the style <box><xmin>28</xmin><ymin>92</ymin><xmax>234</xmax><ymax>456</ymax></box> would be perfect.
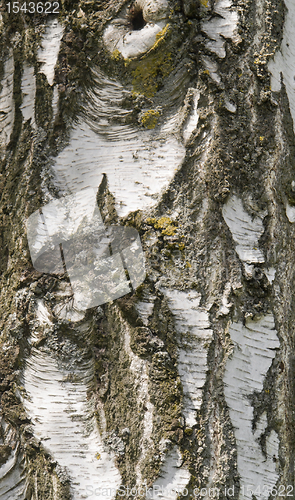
<box><xmin>0</xmin><ymin>418</ymin><xmax>25</xmax><ymax>500</ymax></box>
<box><xmin>36</xmin><ymin>299</ymin><xmax>52</xmax><ymax>326</ymax></box>
<box><xmin>268</xmin><ymin>0</ymin><xmax>295</xmax><ymax>131</ymax></box>
<box><xmin>183</xmin><ymin>90</ymin><xmax>200</xmax><ymax>143</ymax></box>
<box><xmin>150</xmin><ymin>446</ymin><xmax>190</xmax><ymax>500</ymax></box>
<box><xmin>52</xmin><ymin>86</ymin><xmax>59</xmax><ymax>121</ymax></box>
<box><xmin>53</xmin><ymin>124</ymin><xmax>184</xmax><ymax>216</ymax></box>
<box><xmin>202</xmin><ymin>0</ymin><xmax>239</xmax><ymax>58</ymax></box>
<box><xmin>222</xmin><ymin>195</ymin><xmax>265</xmax><ymax>263</ymax></box>
<box><xmin>135</xmin><ymin>291</ymin><xmax>156</xmax><ymax>326</ymax></box>
<box><xmin>23</xmin><ymin>350</ymin><xmax>121</xmax><ymax>500</ymax></box>
<box><xmin>20</xmin><ymin>63</ymin><xmax>36</xmax><ymax>127</ymax></box>
<box><xmin>104</xmin><ymin>22</ymin><xmax>166</xmax><ymax>59</ymax></box>
<box><xmin>223</xmin><ymin>99</ymin><xmax>236</xmax><ymax>113</ymax></box>
<box><xmin>51</xmin><ymin>68</ymin><xmax>185</xmax><ymax>216</ymax></box>
<box><xmin>29</xmin><ymin>299</ymin><xmax>54</xmax><ymax>343</ymax></box>
<box><xmin>285</xmin><ymin>201</ymin><xmax>295</xmax><ymax>223</ymax></box>
<box><xmin>103</xmin><ymin>0</ymin><xmax>168</xmax><ymax>58</ymax></box>
<box><xmin>264</xmin><ymin>267</ymin><xmax>276</xmax><ymax>284</ymax></box>
<box><xmin>0</xmin><ymin>51</ymin><xmax>15</xmax><ymax>151</ymax></box>
<box><xmin>37</xmin><ymin>19</ymin><xmax>64</xmax><ymax>86</ymax></box>
<box><xmin>202</xmin><ymin>57</ymin><xmax>221</xmax><ymax>84</ymax></box>
<box><xmin>217</xmin><ymin>282</ymin><xmax>233</xmax><ymax>317</ymax></box>
<box><xmin>161</xmin><ymin>289</ymin><xmax>213</xmax><ymax>427</ymax></box>
<box><xmin>224</xmin><ymin>315</ymin><xmax>280</xmax><ymax>500</ymax></box>
<box><xmin>30</xmin><ymin>299</ymin><xmax>53</xmax><ymax>344</ymax></box>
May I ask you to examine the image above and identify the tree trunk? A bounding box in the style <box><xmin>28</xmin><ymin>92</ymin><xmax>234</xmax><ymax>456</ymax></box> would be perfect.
<box><xmin>0</xmin><ymin>0</ymin><xmax>294</xmax><ymax>499</ymax></box>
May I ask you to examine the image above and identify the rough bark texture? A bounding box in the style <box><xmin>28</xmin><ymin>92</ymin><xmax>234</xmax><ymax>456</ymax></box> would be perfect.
<box><xmin>0</xmin><ymin>0</ymin><xmax>294</xmax><ymax>499</ymax></box>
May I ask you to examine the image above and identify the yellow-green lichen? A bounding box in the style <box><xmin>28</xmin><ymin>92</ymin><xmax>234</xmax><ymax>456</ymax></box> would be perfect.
<box><xmin>151</xmin><ymin>24</ymin><xmax>171</xmax><ymax>51</ymax></box>
<box><xmin>146</xmin><ymin>216</ymin><xmax>178</xmax><ymax>236</ymax></box>
<box><xmin>140</xmin><ymin>110</ymin><xmax>160</xmax><ymax>129</ymax></box>
<box><xmin>132</xmin><ymin>53</ymin><xmax>173</xmax><ymax>97</ymax></box>
<box><xmin>124</xmin><ymin>57</ymin><xmax>131</xmax><ymax>67</ymax></box>
<box><xmin>131</xmin><ymin>24</ymin><xmax>173</xmax><ymax>98</ymax></box>
<box><xmin>111</xmin><ymin>49</ymin><xmax>122</xmax><ymax>61</ymax></box>
<box><xmin>148</xmin><ymin>216</ymin><xmax>172</xmax><ymax>228</ymax></box>
<box><xmin>161</xmin><ymin>225</ymin><xmax>176</xmax><ymax>236</ymax></box>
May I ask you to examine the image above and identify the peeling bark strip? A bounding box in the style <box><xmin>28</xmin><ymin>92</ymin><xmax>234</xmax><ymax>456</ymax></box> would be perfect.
<box><xmin>1</xmin><ymin>0</ymin><xmax>295</xmax><ymax>498</ymax></box>
<box><xmin>222</xmin><ymin>195</ymin><xmax>265</xmax><ymax>264</ymax></box>
<box><xmin>224</xmin><ymin>315</ymin><xmax>280</xmax><ymax>500</ymax></box>
<box><xmin>20</xmin><ymin>64</ymin><xmax>36</xmax><ymax>127</ymax></box>
<box><xmin>150</xmin><ymin>446</ymin><xmax>190</xmax><ymax>500</ymax></box>
<box><xmin>0</xmin><ymin>50</ymin><xmax>14</xmax><ymax>154</ymax></box>
<box><xmin>37</xmin><ymin>19</ymin><xmax>64</xmax><ymax>86</ymax></box>
<box><xmin>162</xmin><ymin>289</ymin><xmax>213</xmax><ymax>427</ymax></box>
<box><xmin>23</xmin><ymin>350</ymin><xmax>121</xmax><ymax>500</ymax></box>
<box><xmin>267</xmin><ymin>0</ymin><xmax>295</xmax><ymax>130</ymax></box>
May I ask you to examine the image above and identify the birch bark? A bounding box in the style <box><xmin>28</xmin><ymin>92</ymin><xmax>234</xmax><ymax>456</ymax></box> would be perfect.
<box><xmin>0</xmin><ymin>1</ymin><xmax>294</xmax><ymax>499</ymax></box>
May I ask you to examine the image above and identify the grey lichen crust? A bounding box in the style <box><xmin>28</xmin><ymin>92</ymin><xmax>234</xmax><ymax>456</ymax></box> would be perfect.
<box><xmin>0</xmin><ymin>0</ymin><xmax>294</xmax><ymax>499</ymax></box>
